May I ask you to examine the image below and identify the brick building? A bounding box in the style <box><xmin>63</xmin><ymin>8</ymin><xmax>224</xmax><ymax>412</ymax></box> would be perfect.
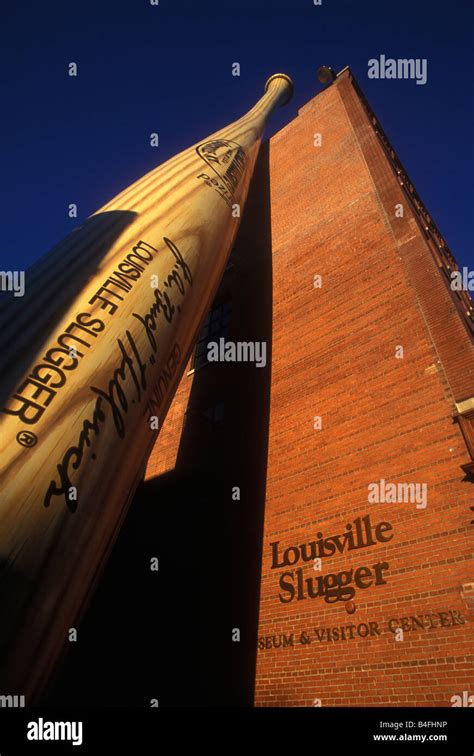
<box><xmin>48</xmin><ymin>67</ymin><xmax>473</xmax><ymax>709</ymax></box>
<box><xmin>144</xmin><ymin>67</ymin><xmax>474</xmax><ymax>707</ymax></box>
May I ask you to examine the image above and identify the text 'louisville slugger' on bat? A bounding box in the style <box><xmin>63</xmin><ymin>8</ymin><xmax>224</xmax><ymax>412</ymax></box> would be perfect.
<box><xmin>0</xmin><ymin>73</ymin><xmax>293</xmax><ymax>699</ymax></box>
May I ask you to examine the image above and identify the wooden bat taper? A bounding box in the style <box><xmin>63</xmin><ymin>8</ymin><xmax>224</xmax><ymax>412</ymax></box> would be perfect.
<box><xmin>0</xmin><ymin>73</ymin><xmax>293</xmax><ymax>699</ymax></box>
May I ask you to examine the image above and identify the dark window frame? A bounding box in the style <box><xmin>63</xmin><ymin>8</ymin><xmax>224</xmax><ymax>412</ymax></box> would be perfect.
<box><xmin>191</xmin><ymin>300</ymin><xmax>232</xmax><ymax>371</ymax></box>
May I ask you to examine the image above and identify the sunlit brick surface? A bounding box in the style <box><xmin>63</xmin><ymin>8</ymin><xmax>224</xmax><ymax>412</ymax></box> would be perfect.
<box><xmin>146</xmin><ymin>70</ymin><xmax>474</xmax><ymax>707</ymax></box>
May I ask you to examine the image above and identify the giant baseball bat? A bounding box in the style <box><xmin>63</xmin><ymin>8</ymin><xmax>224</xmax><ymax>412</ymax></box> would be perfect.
<box><xmin>0</xmin><ymin>73</ymin><xmax>293</xmax><ymax>699</ymax></box>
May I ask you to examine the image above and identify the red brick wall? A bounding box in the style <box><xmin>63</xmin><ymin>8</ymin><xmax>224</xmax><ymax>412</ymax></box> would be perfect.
<box><xmin>144</xmin><ymin>362</ymin><xmax>191</xmax><ymax>479</ymax></box>
<box><xmin>144</xmin><ymin>70</ymin><xmax>474</xmax><ymax>707</ymax></box>
<box><xmin>254</xmin><ymin>70</ymin><xmax>473</xmax><ymax>707</ymax></box>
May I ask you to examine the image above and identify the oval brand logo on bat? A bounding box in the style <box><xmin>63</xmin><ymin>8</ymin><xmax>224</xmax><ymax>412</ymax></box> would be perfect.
<box><xmin>196</xmin><ymin>139</ymin><xmax>247</xmax><ymax>206</ymax></box>
<box><xmin>16</xmin><ymin>431</ymin><xmax>37</xmax><ymax>448</ymax></box>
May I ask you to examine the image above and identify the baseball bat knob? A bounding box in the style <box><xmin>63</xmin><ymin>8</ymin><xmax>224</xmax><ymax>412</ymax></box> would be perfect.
<box><xmin>264</xmin><ymin>73</ymin><xmax>294</xmax><ymax>106</ymax></box>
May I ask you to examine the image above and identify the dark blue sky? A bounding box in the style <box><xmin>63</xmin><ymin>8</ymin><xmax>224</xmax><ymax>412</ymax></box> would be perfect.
<box><xmin>1</xmin><ymin>0</ymin><xmax>473</xmax><ymax>272</ymax></box>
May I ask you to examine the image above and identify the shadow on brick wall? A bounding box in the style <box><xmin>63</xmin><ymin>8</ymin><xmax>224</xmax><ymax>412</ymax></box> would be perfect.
<box><xmin>43</xmin><ymin>143</ymin><xmax>273</xmax><ymax>708</ymax></box>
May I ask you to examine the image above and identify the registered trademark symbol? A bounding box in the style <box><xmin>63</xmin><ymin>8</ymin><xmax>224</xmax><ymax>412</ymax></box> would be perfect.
<box><xmin>16</xmin><ymin>430</ymin><xmax>37</xmax><ymax>448</ymax></box>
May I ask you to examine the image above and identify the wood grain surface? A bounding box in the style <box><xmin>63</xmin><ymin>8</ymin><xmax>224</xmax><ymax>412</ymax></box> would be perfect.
<box><xmin>0</xmin><ymin>73</ymin><xmax>293</xmax><ymax>699</ymax></box>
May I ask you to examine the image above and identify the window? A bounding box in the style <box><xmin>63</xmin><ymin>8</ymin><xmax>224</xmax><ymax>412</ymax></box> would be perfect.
<box><xmin>183</xmin><ymin>401</ymin><xmax>225</xmax><ymax>429</ymax></box>
<box><xmin>192</xmin><ymin>301</ymin><xmax>231</xmax><ymax>370</ymax></box>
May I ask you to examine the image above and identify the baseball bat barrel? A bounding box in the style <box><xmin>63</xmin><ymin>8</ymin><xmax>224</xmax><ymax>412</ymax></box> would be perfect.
<box><xmin>0</xmin><ymin>73</ymin><xmax>293</xmax><ymax>699</ymax></box>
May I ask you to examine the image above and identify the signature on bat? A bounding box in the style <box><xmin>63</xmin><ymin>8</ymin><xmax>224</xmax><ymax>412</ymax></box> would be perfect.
<box><xmin>43</xmin><ymin>237</ymin><xmax>192</xmax><ymax>513</ymax></box>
